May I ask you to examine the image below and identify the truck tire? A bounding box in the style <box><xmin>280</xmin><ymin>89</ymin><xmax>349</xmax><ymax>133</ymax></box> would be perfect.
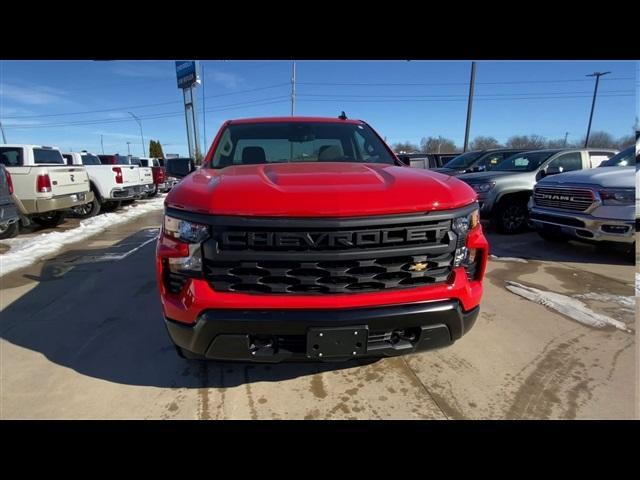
<box><xmin>72</xmin><ymin>198</ymin><xmax>101</xmax><ymax>218</ymax></box>
<box><xmin>537</xmin><ymin>229</ymin><xmax>570</xmax><ymax>243</ymax></box>
<box><xmin>31</xmin><ymin>211</ymin><xmax>65</xmax><ymax>228</ymax></box>
<box><xmin>0</xmin><ymin>221</ymin><xmax>19</xmax><ymax>239</ymax></box>
<box><xmin>494</xmin><ymin>198</ymin><xmax>528</xmax><ymax>234</ymax></box>
<box><xmin>101</xmin><ymin>201</ymin><xmax>122</xmax><ymax>212</ymax></box>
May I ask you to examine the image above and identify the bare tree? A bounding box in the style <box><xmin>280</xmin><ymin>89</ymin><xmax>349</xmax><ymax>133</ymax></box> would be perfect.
<box><xmin>505</xmin><ymin>134</ymin><xmax>547</xmax><ymax>149</ymax></box>
<box><xmin>546</xmin><ymin>138</ymin><xmax>569</xmax><ymax>148</ymax></box>
<box><xmin>617</xmin><ymin>133</ymin><xmax>635</xmax><ymax>149</ymax></box>
<box><xmin>392</xmin><ymin>141</ymin><xmax>420</xmax><ymax>153</ymax></box>
<box><xmin>580</xmin><ymin>131</ymin><xmax>617</xmax><ymax>149</ymax></box>
<box><xmin>419</xmin><ymin>136</ymin><xmax>458</xmax><ymax>153</ymax></box>
<box><xmin>469</xmin><ymin>136</ymin><xmax>501</xmax><ymax>150</ymax></box>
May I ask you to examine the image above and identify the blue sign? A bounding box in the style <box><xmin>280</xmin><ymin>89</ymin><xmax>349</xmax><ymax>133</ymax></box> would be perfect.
<box><xmin>176</xmin><ymin>61</ymin><xmax>198</xmax><ymax>89</ymax></box>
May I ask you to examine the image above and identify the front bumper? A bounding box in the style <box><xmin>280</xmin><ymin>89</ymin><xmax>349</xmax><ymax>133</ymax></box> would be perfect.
<box><xmin>165</xmin><ymin>300</ymin><xmax>479</xmax><ymax>362</ymax></box>
<box><xmin>530</xmin><ymin>206</ymin><xmax>635</xmax><ymax>244</ymax></box>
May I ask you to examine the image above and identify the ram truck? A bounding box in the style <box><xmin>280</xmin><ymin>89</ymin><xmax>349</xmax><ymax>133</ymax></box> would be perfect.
<box><xmin>434</xmin><ymin>148</ymin><xmax>528</xmax><ymax>176</ymax></box>
<box><xmin>0</xmin><ymin>145</ymin><xmax>94</xmax><ymax>227</ymax></box>
<box><xmin>64</xmin><ymin>151</ymin><xmax>144</xmax><ymax>217</ymax></box>
<box><xmin>529</xmin><ymin>143</ymin><xmax>637</xmax><ymax>260</ymax></box>
<box><xmin>0</xmin><ymin>165</ymin><xmax>20</xmax><ymax>239</ymax></box>
<box><xmin>128</xmin><ymin>157</ymin><xmax>157</xmax><ymax>197</ymax></box>
<box><xmin>98</xmin><ymin>154</ymin><xmax>153</xmax><ymax>199</ymax></box>
<box><xmin>156</xmin><ymin>117</ymin><xmax>488</xmax><ymax>362</ymax></box>
<box><xmin>458</xmin><ymin>148</ymin><xmax>618</xmax><ymax>234</ymax></box>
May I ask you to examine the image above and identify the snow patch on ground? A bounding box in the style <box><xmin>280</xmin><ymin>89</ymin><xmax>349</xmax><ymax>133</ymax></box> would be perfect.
<box><xmin>490</xmin><ymin>255</ymin><xmax>528</xmax><ymax>263</ymax></box>
<box><xmin>0</xmin><ymin>196</ymin><xmax>165</xmax><ymax>278</ymax></box>
<box><xmin>636</xmin><ymin>273</ymin><xmax>640</xmax><ymax>296</ymax></box>
<box><xmin>574</xmin><ymin>292</ymin><xmax>635</xmax><ymax>310</ymax></box>
<box><xmin>505</xmin><ymin>281</ymin><xmax>633</xmax><ymax>333</ymax></box>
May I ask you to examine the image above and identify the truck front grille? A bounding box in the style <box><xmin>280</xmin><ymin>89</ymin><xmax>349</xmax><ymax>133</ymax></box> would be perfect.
<box><xmin>533</xmin><ymin>186</ymin><xmax>595</xmax><ymax>212</ymax></box>
<box><xmin>204</xmin><ymin>253</ymin><xmax>453</xmax><ymax>294</ymax></box>
<box><xmin>181</xmin><ymin>207</ymin><xmax>473</xmax><ymax>295</ymax></box>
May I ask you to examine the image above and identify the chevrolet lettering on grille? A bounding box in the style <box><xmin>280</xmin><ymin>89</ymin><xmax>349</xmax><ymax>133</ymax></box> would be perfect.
<box><xmin>220</xmin><ymin>227</ymin><xmax>437</xmax><ymax>249</ymax></box>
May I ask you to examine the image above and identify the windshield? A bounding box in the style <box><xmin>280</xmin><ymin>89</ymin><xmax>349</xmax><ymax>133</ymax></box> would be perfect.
<box><xmin>81</xmin><ymin>154</ymin><xmax>101</xmax><ymax>165</ymax></box>
<box><xmin>493</xmin><ymin>151</ymin><xmax>558</xmax><ymax>172</ymax></box>
<box><xmin>599</xmin><ymin>145</ymin><xmax>635</xmax><ymax>167</ymax></box>
<box><xmin>443</xmin><ymin>151</ymin><xmax>483</xmax><ymax>169</ymax></box>
<box><xmin>210</xmin><ymin>122</ymin><xmax>395</xmax><ymax>168</ymax></box>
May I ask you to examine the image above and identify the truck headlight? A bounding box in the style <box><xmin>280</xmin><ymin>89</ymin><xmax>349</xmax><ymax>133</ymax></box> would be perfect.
<box><xmin>453</xmin><ymin>206</ymin><xmax>480</xmax><ymax>266</ymax></box>
<box><xmin>470</xmin><ymin>182</ymin><xmax>495</xmax><ymax>193</ymax></box>
<box><xmin>163</xmin><ymin>215</ymin><xmax>209</xmax><ymax>243</ymax></box>
<box><xmin>599</xmin><ymin>188</ymin><xmax>634</xmax><ymax>206</ymax></box>
<box><xmin>162</xmin><ymin>215</ymin><xmax>209</xmax><ymax>276</ymax></box>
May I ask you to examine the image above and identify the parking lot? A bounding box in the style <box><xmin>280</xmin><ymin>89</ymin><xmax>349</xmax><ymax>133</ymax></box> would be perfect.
<box><xmin>0</xmin><ymin>200</ymin><xmax>635</xmax><ymax>419</ymax></box>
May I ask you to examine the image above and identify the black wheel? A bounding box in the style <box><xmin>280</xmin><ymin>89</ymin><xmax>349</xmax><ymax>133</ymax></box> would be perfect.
<box><xmin>537</xmin><ymin>229</ymin><xmax>570</xmax><ymax>243</ymax></box>
<box><xmin>72</xmin><ymin>199</ymin><xmax>101</xmax><ymax>218</ymax></box>
<box><xmin>0</xmin><ymin>221</ymin><xmax>19</xmax><ymax>239</ymax></box>
<box><xmin>31</xmin><ymin>211</ymin><xmax>65</xmax><ymax>228</ymax></box>
<box><xmin>101</xmin><ymin>201</ymin><xmax>122</xmax><ymax>212</ymax></box>
<box><xmin>495</xmin><ymin>200</ymin><xmax>528</xmax><ymax>234</ymax></box>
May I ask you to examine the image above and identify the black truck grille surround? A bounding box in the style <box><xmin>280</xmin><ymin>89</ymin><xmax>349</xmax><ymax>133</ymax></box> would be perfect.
<box><xmin>180</xmin><ymin>207</ymin><xmax>470</xmax><ymax>295</ymax></box>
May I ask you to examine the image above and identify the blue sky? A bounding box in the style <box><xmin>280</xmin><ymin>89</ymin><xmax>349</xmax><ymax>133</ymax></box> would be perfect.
<box><xmin>0</xmin><ymin>60</ymin><xmax>636</xmax><ymax>156</ymax></box>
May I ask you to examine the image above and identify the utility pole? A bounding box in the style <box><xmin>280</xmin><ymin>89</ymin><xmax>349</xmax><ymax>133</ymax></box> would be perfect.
<box><xmin>563</xmin><ymin>132</ymin><xmax>569</xmax><ymax>147</ymax></box>
<box><xmin>463</xmin><ymin>61</ymin><xmax>476</xmax><ymax>152</ymax></box>
<box><xmin>201</xmin><ymin>62</ymin><xmax>207</xmax><ymax>153</ymax></box>
<box><xmin>584</xmin><ymin>71</ymin><xmax>610</xmax><ymax>147</ymax></box>
<box><xmin>128</xmin><ymin>111</ymin><xmax>146</xmax><ymax>156</ymax></box>
<box><xmin>0</xmin><ymin>121</ymin><xmax>7</xmax><ymax>144</ymax></box>
<box><xmin>126</xmin><ymin>141</ymin><xmax>131</xmax><ymax>155</ymax></box>
<box><xmin>100</xmin><ymin>134</ymin><xmax>104</xmax><ymax>154</ymax></box>
<box><xmin>291</xmin><ymin>60</ymin><xmax>296</xmax><ymax>116</ymax></box>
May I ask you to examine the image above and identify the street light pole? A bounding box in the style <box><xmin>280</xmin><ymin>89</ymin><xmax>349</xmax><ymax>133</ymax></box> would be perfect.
<box><xmin>128</xmin><ymin>111</ymin><xmax>146</xmax><ymax>157</ymax></box>
<box><xmin>584</xmin><ymin>71</ymin><xmax>610</xmax><ymax>147</ymax></box>
<box><xmin>291</xmin><ymin>61</ymin><xmax>296</xmax><ymax>116</ymax></box>
<box><xmin>100</xmin><ymin>134</ymin><xmax>104</xmax><ymax>154</ymax></box>
<box><xmin>463</xmin><ymin>61</ymin><xmax>476</xmax><ymax>153</ymax></box>
<box><xmin>126</xmin><ymin>142</ymin><xmax>131</xmax><ymax>156</ymax></box>
<box><xmin>0</xmin><ymin>121</ymin><xmax>7</xmax><ymax>144</ymax></box>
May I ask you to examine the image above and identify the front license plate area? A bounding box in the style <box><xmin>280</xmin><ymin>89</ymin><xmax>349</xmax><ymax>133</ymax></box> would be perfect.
<box><xmin>307</xmin><ymin>326</ymin><xmax>368</xmax><ymax>359</ymax></box>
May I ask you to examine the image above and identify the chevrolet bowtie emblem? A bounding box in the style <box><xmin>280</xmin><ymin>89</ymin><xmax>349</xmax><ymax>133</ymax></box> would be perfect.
<box><xmin>408</xmin><ymin>262</ymin><xmax>428</xmax><ymax>272</ymax></box>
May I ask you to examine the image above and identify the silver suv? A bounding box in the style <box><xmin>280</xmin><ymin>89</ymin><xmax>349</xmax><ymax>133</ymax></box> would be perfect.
<box><xmin>457</xmin><ymin>148</ymin><xmax>617</xmax><ymax>234</ymax></box>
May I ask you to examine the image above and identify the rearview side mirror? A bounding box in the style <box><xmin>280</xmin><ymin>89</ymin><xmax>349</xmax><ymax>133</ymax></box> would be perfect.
<box><xmin>166</xmin><ymin>158</ymin><xmax>195</xmax><ymax>178</ymax></box>
<box><xmin>545</xmin><ymin>165</ymin><xmax>563</xmax><ymax>176</ymax></box>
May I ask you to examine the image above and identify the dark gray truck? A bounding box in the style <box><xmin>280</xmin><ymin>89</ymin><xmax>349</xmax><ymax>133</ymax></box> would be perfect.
<box><xmin>0</xmin><ymin>164</ymin><xmax>20</xmax><ymax>239</ymax></box>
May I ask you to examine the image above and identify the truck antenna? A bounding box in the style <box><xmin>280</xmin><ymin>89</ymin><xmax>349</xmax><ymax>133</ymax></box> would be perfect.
<box><xmin>338</xmin><ymin>111</ymin><xmax>347</xmax><ymax>120</ymax></box>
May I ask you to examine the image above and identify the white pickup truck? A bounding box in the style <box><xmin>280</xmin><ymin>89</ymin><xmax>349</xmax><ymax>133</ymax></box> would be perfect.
<box><xmin>0</xmin><ymin>144</ymin><xmax>94</xmax><ymax>227</ymax></box>
<box><xmin>98</xmin><ymin>154</ymin><xmax>154</xmax><ymax>199</ymax></box>
<box><xmin>529</xmin><ymin>143</ymin><xmax>637</xmax><ymax>261</ymax></box>
<box><xmin>63</xmin><ymin>151</ymin><xmax>147</xmax><ymax>217</ymax></box>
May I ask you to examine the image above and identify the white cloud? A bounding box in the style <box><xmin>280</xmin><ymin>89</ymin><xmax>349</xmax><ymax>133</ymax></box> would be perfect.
<box><xmin>0</xmin><ymin>82</ymin><xmax>69</xmax><ymax>106</ymax></box>
<box><xmin>111</xmin><ymin>61</ymin><xmax>173</xmax><ymax>79</ymax></box>
<box><xmin>208</xmin><ymin>71</ymin><xmax>245</xmax><ymax>89</ymax></box>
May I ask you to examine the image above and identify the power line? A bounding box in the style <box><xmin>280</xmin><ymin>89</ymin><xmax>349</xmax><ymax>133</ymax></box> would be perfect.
<box><xmin>3</xmin><ymin>98</ymin><xmax>290</xmax><ymax>130</ymax></box>
<box><xmin>0</xmin><ymin>83</ymin><xmax>289</xmax><ymax>119</ymax></box>
<box><xmin>297</xmin><ymin>77</ymin><xmax>633</xmax><ymax>87</ymax></box>
<box><xmin>297</xmin><ymin>93</ymin><xmax>632</xmax><ymax>103</ymax></box>
<box><xmin>297</xmin><ymin>89</ymin><xmax>633</xmax><ymax>98</ymax></box>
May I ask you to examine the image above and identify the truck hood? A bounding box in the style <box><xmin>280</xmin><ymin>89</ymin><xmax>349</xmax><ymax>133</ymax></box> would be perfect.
<box><xmin>457</xmin><ymin>170</ymin><xmax>530</xmax><ymax>183</ymax></box>
<box><xmin>538</xmin><ymin>166</ymin><xmax>635</xmax><ymax>189</ymax></box>
<box><xmin>165</xmin><ymin>162</ymin><xmax>477</xmax><ymax>217</ymax></box>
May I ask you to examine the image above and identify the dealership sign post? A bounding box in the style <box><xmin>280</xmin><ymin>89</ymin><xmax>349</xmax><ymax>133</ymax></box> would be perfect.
<box><xmin>176</xmin><ymin>61</ymin><xmax>202</xmax><ymax>162</ymax></box>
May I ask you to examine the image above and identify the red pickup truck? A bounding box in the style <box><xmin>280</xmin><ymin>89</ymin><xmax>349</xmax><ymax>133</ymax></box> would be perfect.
<box><xmin>156</xmin><ymin>116</ymin><xmax>488</xmax><ymax>362</ymax></box>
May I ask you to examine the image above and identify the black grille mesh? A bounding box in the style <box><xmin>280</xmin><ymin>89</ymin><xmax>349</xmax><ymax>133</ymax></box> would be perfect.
<box><xmin>204</xmin><ymin>253</ymin><xmax>453</xmax><ymax>294</ymax></box>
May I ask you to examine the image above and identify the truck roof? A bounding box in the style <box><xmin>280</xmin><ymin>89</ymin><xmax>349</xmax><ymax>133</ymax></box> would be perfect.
<box><xmin>1</xmin><ymin>144</ymin><xmax>61</xmax><ymax>150</ymax></box>
<box><xmin>227</xmin><ymin>116</ymin><xmax>364</xmax><ymax>125</ymax></box>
